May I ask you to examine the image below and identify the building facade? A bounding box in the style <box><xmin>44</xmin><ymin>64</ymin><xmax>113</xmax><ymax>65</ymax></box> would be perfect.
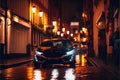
<box><xmin>0</xmin><ymin>0</ymin><xmax>49</xmax><ymax>58</ymax></box>
<box><xmin>0</xmin><ymin>0</ymin><xmax>6</xmax><ymax>58</ymax></box>
<box><xmin>93</xmin><ymin>0</ymin><xmax>120</xmax><ymax>58</ymax></box>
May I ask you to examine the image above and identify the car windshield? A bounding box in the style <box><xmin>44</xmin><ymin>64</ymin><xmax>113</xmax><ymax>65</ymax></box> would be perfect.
<box><xmin>41</xmin><ymin>41</ymin><xmax>53</xmax><ymax>47</ymax></box>
<box><xmin>41</xmin><ymin>40</ymin><xmax>72</xmax><ymax>48</ymax></box>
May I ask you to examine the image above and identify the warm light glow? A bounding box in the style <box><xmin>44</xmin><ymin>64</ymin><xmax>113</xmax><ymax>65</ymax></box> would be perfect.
<box><xmin>70</xmin><ymin>33</ymin><xmax>73</xmax><ymax>37</ymax></box>
<box><xmin>57</xmin><ymin>31</ymin><xmax>60</xmax><ymax>35</ymax></box>
<box><xmin>32</xmin><ymin>6</ymin><xmax>36</xmax><ymax>13</ymax></box>
<box><xmin>39</xmin><ymin>11</ymin><xmax>43</xmax><ymax>17</ymax></box>
<box><xmin>34</xmin><ymin>69</ymin><xmax>42</xmax><ymax>80</ymax></box>
<box><xmin>62</xmin><ymin>27</ymin><xmax>65</xmax><ymax>32</ymax></box>
<box><xmin>80</xmin><ymin>30</ymin><xmax>83</xmax><ymax>34</ymax></box>
<box><xmin>81</xmin><ymin>54</ymin><xmax>87</xmax><ymax>66</ymax></box>
<box><xmin>7</xmin><ymin>10</ymin><xmax>11</xmax><ymax>18</ymax></box>
<box><xmin>61</xmin><ymin>33</ymin><xmax>64</xmax><ymax>37</ymax></box>
<box><xmin>7</xmin><ymin>18</ymin><xmax>11</xmax><ymax>25</ymax></box>
<box><xmin>75</xmin><ymin>30</ymin><xmax>78</xmax><ymax>34</ymax></box>
<box><xmin>76</xmin><ymin>54</ymin><xmax>80</xmax><ymax>64</ymax></box>
<box><xmin>5</xmin><ymin>68</ymin><xmax>14</xmax><ymax>78</ymax></box>
<box><xmin>81</xmin><ymin>37</ymin><xmax>87</xmax><ymax>42</ymax></box>
<box><xmin>74</xmin><ymin>37</ymin><xmax>77</xmax><ymax>41</ymax></box>
<box><xmin>52</xmin><ymin>21</ymin><xmax>57</xmax><ymax>33</ymax></box>
<box><xmin>64</xmin><ymin>68</ymin><xmax>76</xmax><ymax>80</ymax></box>
<box><xmin>97</xmin><ymin>21</ymin><xmax>105</xmax><ymax>29</ymax></box>
<box><xmin>82</xmin><ymin>12</ymin><xmax>87</xmax><ymax>18</ymax></box>
<box><xmin>66</xmin><ymin>30</ymin><xmax>70</xmax><ymax>35</ymax></box>
<box><xmin>70</xmin><ymin>22</ymin><xmax>79</xmax><ymax>26</ymax></box>
<box><xmin>0</xmin><ymin>17</ymin><xmax>4</xmax><ymax>24</ymax></box>
<box><xmin>27</xmin><ymin>67</ymin><xmax>34</xmax><ymax>80</ymax></box>
<box><xmin>82</xmin><ymin>27</ymin><xmax>88</xmax><ymax>35</ymax></box>
<box><xmin>13</xmin><ymin>16</ymin><xmax>19</xmax><ymax>22</ymax></box>
<box><xmin>82</xmin><ymin>27</ymin><xmax>86</xmax><ymax>32</ymax></box>
<box><xmin>52</xmin><ymin>21</ymin><xmax>57</xmax><ymax>26</ymax></box>
<box><xmin>51</xmin><ymin>69</ymin><xmax>59</xmax><ymax>79</ymax></box>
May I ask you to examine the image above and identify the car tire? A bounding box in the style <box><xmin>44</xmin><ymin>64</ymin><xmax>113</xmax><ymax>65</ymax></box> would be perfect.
<box><xmin>70</xmin><ymin>60</ymin><xmax>75</xmax><ymax>68</ymax></box>
<box><xmin>33</xmin><ymin>61</ymin><xmax>40</xmax><ymax>68</ymax></box>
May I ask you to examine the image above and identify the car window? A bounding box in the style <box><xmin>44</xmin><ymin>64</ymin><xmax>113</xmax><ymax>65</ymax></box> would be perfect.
<box><xmin>41</xmin><ymin>40</ymin><xmax>72</xmax><ymax>48</ymax></box>
<box><xmin>53</xmin><ymin>41</ymin><xmax>63</xmax><ymax>47</ymax></box>
<box><xmin>63</xmin><ymin>40</ymin><xmax>72</xmax><ymax>47</ymax></box>
<box><xmin>41</xmin><ymin>41</ymin><xmax>53</xmax><ymax>47</ymax></box>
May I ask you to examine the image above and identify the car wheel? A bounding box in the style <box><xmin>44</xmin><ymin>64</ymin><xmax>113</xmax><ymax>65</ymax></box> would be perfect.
<box><xmin>33</xmin><ymin>61</ymin><xmax>40</xmax><ymax>68</ymax></box>
<box><xmin>70</xmin><ymin>60</ymin><xmax>75</xmax><ymax>68</ymax></box>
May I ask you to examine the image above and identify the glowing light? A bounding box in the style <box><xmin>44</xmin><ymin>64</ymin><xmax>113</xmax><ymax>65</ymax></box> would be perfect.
<box><xmin>39</xmin><ymin>11</ymin><xmax>43</xmax><ymax>17</ymax></box>
<box><xmin>64</xmin><ymin>68</ymin><xmax>76</xmax><ymax>80</ymax></box>
<box><xmin>62</xmin><ymin>27</ymin><xmax>65</xmax><ymax>32</ymax></box>
<box><xmin>66</xmin><ymin>30</ymin><xmax>70</xmax><ymax>35</ymax></box>
<box><xmin>34</xmin><ymin>69</ymin><xmax>42</xmax><ymax>80</ymax></box>
<box><xmin>50</xmin><ymin>69</ymin><xmax>59</xmax><ymax>80</ymax></box>
<box><xmin>76</xmin><ymin>54</ymin><xmax>81</xmax><ymax>64</ymax></box>
<box><xmin>81</xmin><ymin>54</ymin><xmax>87</xmax><ymax>66</ymax></box>
<box><xmin>32</xmin><ymin>6</ymin><xmax>36</xmax><ymax>13</ymax></box>
<box><xmin>7</xmin><ymin>18</ymin><xmax>11</xmax><ymax>25</ymax></box>
<box><xmin>74</xmin><ymin>37</ymin><xmax>77</xmax><ymax>41</ymax></box>
<box><xmin>61</xmin><ymin>33</ymin><xmax>64</xmax><ymax>37</ymax></box>
<box><xmin>27</xmin><ymin>67</ymin><xmax>34</xmax><ymax>80</ymax></box>
<box><xmin>57</xmin><ymin>31</ymin><xmax>60</xmax><ymax>35</ymax></box>
<box><xmin>82</xmin><ymin>12</ymin><xmax>87</xmax><ymax>18</ymax></box>
<box><xmin>82</xmin><ymin>27</ymin><xmax>86</xmax><ymax>32</ymax></box>
<box><xmin>70</xmin><ymin>22</ymin><xmax>79</xmax><ymax>26</ymax></box>
<box><xmin>82</xmin><ymin>37</ymin><xmax>87</xmax><ymax>42</ymax></box>
<box><xmin>13</xmin><ymin>16</ymin><xmax>19</xmax><ymax>22</ymax></box>
<box><xmin>70</xmin><ymin>33</ymin><xmax>73</xmax><ymax>37</ymax></box>
<box><xmin>52</xmin><ymin>21</ymin><xmax>57</xmax><ymax>33</ymax></box>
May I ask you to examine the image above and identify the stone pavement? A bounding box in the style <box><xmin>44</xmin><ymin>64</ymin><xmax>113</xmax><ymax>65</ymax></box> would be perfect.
<box><xmin>86</xmin><ymin>57</ymin><xmax>120</xmax><ymax>80</ymax></box>
<box><xmin>0</xmin><ymin>54</ymin><xmax>120</xmax><ymax>79</ymax></box>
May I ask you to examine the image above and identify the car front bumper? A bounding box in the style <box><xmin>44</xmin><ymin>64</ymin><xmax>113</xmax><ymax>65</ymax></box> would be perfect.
<box><xmin>34</xmin><ymin>54</ymin><xmax>75</xmax><ymax>64</ymax></box>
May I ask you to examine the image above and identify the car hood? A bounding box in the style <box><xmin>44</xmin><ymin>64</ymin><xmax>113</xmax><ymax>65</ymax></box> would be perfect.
<box><xmin>39</xmin><ymin>46</ymin><xmax>67</xmax><ymax>57</ymax></box>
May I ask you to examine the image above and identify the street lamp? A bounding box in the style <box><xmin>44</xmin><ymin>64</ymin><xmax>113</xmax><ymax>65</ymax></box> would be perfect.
<box><xmin>62</xmin><ymin>27</ymin><xmax>65</xmax><ymax>32</ymax></box>
<box><xmin>39</xmin><ymin>10</ymin><xmax>43</xmax><ymax>24</ymax></box>
<box><xmin>61</xmin><ymin>33</ymin><xmax>64</xmax><ymax>37</ymax></box>
<box><xmin>32</xmin><ymin>6</ymin><xmax>36</xmax><ymax>50</ymax></box>
<box><xmin>39</xmin><ymin>10</ymin><xmax>43</xmax><ymax>17</ymax></box>
<box><xmin>32</xmin><ymin>6</ymin><xmax>36</xmax><ymax>24</ymax></box>
<box><xmin>66</xmin><ymin>30</ymin><xmax>70</xmax><ymax>35</ymax></box>
<box><xmin>70</xmin><ymin>33</ymin><xmax>73</xmax><ymax>37</ymax></box>
<box><xmin>57</xmin><ymin>31</ymin><xmax>60</xmax><ymax>36</ymax></box>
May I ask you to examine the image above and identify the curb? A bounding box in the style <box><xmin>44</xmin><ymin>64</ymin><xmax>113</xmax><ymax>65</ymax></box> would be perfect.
<box><xmin>0</xmin><ymin>59</ymin><xmax>33</xmax><ymax>70</ymax></box>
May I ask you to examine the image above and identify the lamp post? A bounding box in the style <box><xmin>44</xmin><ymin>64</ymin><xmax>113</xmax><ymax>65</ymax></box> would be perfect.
<box><xmin>32</xmin><ymin>6</ymin><xmax>36</xmax><ymax>50</ymax></box>
<box><xmin>38</xmin><ymin>10</ymin><xmax>43</xmax><ymax>44</ymax></box>
<box><xmin>32</xmin><ymin>6</ymin><xmax>36</xmax><ymax>24</ymax></box>
<box><xmin>39</xmin><ymin>10</ymin><xmax>43</xmax><ymax>24</ymax></box>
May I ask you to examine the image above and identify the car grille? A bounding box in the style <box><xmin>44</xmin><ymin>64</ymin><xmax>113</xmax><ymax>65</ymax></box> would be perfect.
<box><xmin>45</xmin><ymin>50</ymin><xmax>65</xmax><ymax>57</ymax></box>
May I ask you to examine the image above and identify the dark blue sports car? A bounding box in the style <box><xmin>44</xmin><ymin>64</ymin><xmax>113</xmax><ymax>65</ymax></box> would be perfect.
<box><xmin>33</xmin><ymin>38</ymin><xmax>76</xmax><ymax>68</ymax></box>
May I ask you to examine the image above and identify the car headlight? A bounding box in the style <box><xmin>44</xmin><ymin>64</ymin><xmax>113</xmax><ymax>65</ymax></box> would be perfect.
<box><xmin>66</xmin><ymin>49</ymin><xmax>75</xmax><ymax>55</ymax></box>
<box><xmin>35</xmin><ymin>51</ymin><xmax>43</xmax><ymax>55</ymax></box>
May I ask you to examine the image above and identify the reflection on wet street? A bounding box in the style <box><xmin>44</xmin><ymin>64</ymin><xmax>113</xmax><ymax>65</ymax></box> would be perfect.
<box><xmin>33</xmin><ymin>53</ymin><xmax>88</xmax><ymax>80</ymax></box>
<box><xmin>1</xmin><ymin>53</ymin><xmax>114</xmax><ymax>80</ymax></box>
<box><xmin>76</xmin><ymin>53</ymin><xmax>87</xmax><ymax>66</ymax></box>
<box><xmin>33</xmin><ymin>68</ymin><xmax>76</xmax><ymax>80</ymax></box>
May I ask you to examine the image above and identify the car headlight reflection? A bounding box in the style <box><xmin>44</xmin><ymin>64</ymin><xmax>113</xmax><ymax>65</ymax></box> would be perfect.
<box><xmin>35</xmin><ymin>51</ymin><xmax>43</xmax><ymax>55</ymax></box>
<box><xmin>66</xmin><ymin>49</ymin><xmax>74</xmax><ymax>55</ymax></box>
